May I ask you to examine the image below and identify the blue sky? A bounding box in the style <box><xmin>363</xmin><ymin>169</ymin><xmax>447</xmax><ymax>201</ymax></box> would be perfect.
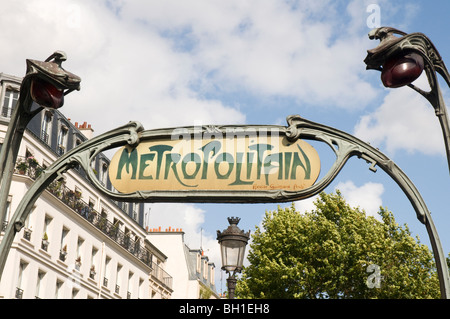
<box><xmin>1</xmin><ymin>0</ymin><xmax>450</xmax><ymax>293</ymax></box>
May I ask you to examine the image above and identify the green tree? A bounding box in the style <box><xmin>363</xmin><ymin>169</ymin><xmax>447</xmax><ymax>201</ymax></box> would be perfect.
<box><xmin>236</xmin><ymin>191</ymin><xmax>440</xmax><ymax>299</ymax></box>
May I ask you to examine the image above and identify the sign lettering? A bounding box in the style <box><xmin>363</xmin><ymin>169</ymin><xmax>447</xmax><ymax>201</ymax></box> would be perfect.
<box><xmin>109</xmin><ymin>133</ymin><xmax>320</xmax><ymax>193</ymax></box>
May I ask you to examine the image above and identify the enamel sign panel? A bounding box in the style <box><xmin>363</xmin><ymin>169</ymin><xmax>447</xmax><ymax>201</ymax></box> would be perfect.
<box><xmin>109</xmin><ymin>128</ymin><xmax>321</xmax><ymax>194</ymax></box>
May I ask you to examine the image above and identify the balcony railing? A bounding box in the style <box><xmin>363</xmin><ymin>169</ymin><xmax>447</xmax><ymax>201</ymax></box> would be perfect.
<box><xmin>15</xmin><ymin>287</ymin><xmax>23</xmax><ymax>299</ymax></box>
<box><xmin>151</xmin><ymin>262</ymin><xmax>173</xmax><ymax>290</ymax></box>
<box><xmin>14</xmin><ymin>157</ymin><xmax>152</xmax><ymax>268</ymax></box>
<box><xmin>1</xmin><ymin>106</ymin><xmax>13</xmax><ymax>118</ymax></box>
<box><xmin>40</xmin><ymin>130</ymin><xmax>49</xmax><ymax>144</ymax></box>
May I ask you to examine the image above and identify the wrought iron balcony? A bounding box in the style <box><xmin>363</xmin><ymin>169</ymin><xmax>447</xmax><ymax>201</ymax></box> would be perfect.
<box><xmin>14</xmin><ymin>157</ymin><xmax>153</xmax><ymax>268</ymax></box>
<box><xmin>40</xmin><ymin>130</ymin><xmax>49</xmax><ymax>144</ymax></box>
<box><xmin>15</xmin><ymin>287</ymin><xmax>23</xmax><ymax>299</ymax></box>
<box><xmin>151</xmin><ymin>262</ymin><xmax>173</xmax><ymax>290</ymax></box>
<box><xmin>1</xmin><ymin>106</ymin><xmax>13</xmax><ymax>118</ymax></box>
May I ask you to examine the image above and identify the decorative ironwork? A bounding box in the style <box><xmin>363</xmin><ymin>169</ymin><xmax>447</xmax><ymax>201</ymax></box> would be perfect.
<box><xmin>364</xmin><ymin>27</ymin><xmax>450</xmax><ymax>173</ymax></box>
<box><xmin>15</xmin><ymin>287</ymin><xmax>23</xmax><ymax>299</ymax></box>
<box><xmin>0</xmin><ymin>49</ymin><xmax>448</xmax><ymax>298</ymax></box>
<box><xmin>151</xmin><ymin>261</ymin><xmax>173</xmax><ymax>290</ymax></box>
<box><xmin>13</xmin><ymin>156</ymin><xmax>152</xmax><ymax>266</ymax></box>
<box><xmin>0</xmin><ymin>51</ymin><xmax>80</xmax><ymax>232</ymax></box>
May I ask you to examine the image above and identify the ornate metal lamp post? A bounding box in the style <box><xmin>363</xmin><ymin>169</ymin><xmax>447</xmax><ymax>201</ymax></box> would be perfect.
<box><xmin>0</xmin><ymin>51</ymin><xmax>81</xmax><ymax>224</ymax></box>
<box><xmin>364</xmin><ymin>27</ymin><xmax>450</xmax><ymax>298</ymax></box>
<box><xmin>364</xmin><ymin>27</ymin><xmax>450</xmax><ymax>172</ymax></box>
<box><xmin>217</xmin><ymin>217</ymin><xmax>250</xmax><ymax>299</ymax></box>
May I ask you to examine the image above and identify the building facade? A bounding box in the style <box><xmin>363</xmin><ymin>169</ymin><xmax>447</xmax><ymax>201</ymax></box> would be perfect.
<box><xmin>147</xmin><ymin>228</ymin><xmax>219</xmax><ymax>299</ymax></box>
<box><xmin>0</xmin><ymin>72</ymin><xmax>173</xmax><ymax>298</ymax></box>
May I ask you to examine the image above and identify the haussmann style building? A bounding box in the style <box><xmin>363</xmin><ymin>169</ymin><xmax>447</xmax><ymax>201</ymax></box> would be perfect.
<box><xmin>0</xmin><ymin>72</ymin><xmax>174</xmax><ymax>299</ymax></box>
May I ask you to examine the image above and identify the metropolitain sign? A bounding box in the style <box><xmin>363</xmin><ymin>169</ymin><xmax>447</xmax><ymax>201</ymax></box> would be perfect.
<box><xmin>109</xmin><ymin>126</ymin><xmax>320</xmax><ymax>194</ymax></box>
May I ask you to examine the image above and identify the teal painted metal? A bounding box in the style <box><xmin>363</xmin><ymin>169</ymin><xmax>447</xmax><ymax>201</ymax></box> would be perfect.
<box><xmin>0</xmin><ymin>121</ymin><xmax>143</xmax><ymax>280</ymax></box>
<box><xmin>0</xmin><ymin>51</ymin><xmax>80</xmax><ymax>228</ymax></box>
<box><xmin>0</xmin><ymin>115</ymin><xmax>448</xmax><ymax>298</ymax></box>
<box><xmin>364</xmin><ymin>27</ymin><xmax>450</xmax><ymax>298</ymax></box>
<box><xmin>365</xmin><ymin>27</ymin><xmax>450</xmax><ymax>174</ymax></box>
<box><xmin>2</xmin><ymin>38</ymin><xmax>449</xmax><ymax>297</ymax></box>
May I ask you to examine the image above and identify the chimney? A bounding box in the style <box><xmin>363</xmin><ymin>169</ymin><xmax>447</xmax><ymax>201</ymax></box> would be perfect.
<box><xmin>75</xmin><ymin>121</ymin><xmax>94</xmax><ymax>139</ymax></box>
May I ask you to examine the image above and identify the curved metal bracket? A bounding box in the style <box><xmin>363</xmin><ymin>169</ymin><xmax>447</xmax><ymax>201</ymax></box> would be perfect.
<box><xmin>1</xmin><ymin>114</ymin><xmax>448</xmax><ymax>298</ymax></box>
<box><xmin>0</xmin><ymin>51</ymin><xmax>81</xmax><ymax>239</ymax></box>
<box><xmin>0</xmin><ymin>121</ymin><xmax>143</xmax><ymax>280</ymax></box>
<box><xmin>365</xmin><ymin>27</ymin><xmax>450</xmax><ymax>174</ymax></box>
<box><xmin>286</xmin><ymin>115</ymin><xmax>450</xmax><ymax>298</ymax></box>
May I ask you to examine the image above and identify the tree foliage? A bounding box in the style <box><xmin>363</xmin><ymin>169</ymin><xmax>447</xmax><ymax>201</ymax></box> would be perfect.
<box><xmin>236</xmin><ymin>191</ymin><xmax>440</xmax><ymax>299</ymax></box>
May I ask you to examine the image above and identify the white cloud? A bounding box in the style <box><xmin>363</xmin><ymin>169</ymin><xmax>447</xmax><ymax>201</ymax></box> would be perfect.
<box><xmin>147</xmin><ymin>203</ymin><xmax>205</xmax><ymax>247</ymax></box>
<box><xmin>335</xmin><ymin>181</ymin><xmax>384</xmax><ymax>219</ymax></box>
<box><xmin>354</xmin><ymin>75</ymin><xmax>445</xmax><ymax>156</ymax></box>
<box><xmin>1</xmin><ymin>0</ymin><xmax>425</xmax><ymax>139</ymax></box>
<box><xmin>0</xmin><ymin>0</ymin><xmax>247</xmax><ymax>137</ymax></box>
<box><xmin>146</xmin><ymin>202</ymin><xmax>223</xmax><ymax>287</ymax></box>
<box><xmin>294</xmin><ymin>195</ymin><xmax>319</xmax><ymax>214</ymax></box>
<box><xmin>293</xmin><ymin>181</ymin><xmax>384</xmax><ymax>219</ymax></box>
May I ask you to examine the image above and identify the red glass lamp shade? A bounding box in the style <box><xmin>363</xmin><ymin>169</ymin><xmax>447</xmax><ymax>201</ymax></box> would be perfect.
<box><xmin>30</xmin><ymin>78</ymin><xmax>64</xmax><ymax>109</ymax></box>
<box><xmin>381</xmin><ymin>51</ymin><xmax>424</xmax><ymax>88</ymax></box>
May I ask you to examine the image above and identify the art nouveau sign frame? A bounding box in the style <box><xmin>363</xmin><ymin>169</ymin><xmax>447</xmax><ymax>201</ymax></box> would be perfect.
<box><xmin>1</xmin><ymin>114</ymin><xmax>448</xmax><ymax>298</ymax></box>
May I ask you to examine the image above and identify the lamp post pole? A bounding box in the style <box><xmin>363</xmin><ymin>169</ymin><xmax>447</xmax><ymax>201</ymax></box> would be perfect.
<box><xmin>0</xmin><ymin>121</ymin><xmax>143</xmax><ymax>280</ymax></box>
<box><xmin>0</xmin><ymin>51</ymin><xmax>80</xmax><ymax>226</ymax></box>
<box><xmin>364</xmin><ymin>27</ymin><xmax>450</xmax><ymax>298</ymax></box>
<box><xmin>217</xmin><ymin>217</ymin><xmax>250</xmax><ymax>299</ymax></box>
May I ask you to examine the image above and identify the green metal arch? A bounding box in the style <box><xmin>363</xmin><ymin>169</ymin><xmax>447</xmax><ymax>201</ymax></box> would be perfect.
<box><xmin>0</xmin><ymin>115</ymin><xmax>448</xmax><ymax>298</ymax></box>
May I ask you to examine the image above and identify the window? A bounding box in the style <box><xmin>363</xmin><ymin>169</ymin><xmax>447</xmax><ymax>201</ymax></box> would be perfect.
<box><xmin>72</xmin><ymin>288</ymin><xmax>79</xmax><ymax>299</ymax></box>
<box><xmin>132</xmin><ymin>203</ymin><xmax>138</xmax><ymax>221</ymax></box>
<box><xmin>2</xmin><ymin>89</ymin><xmax>19</xmax><ymax>118</ymax></box>
<box><xmin>75</xmin><ymin>136</ymin><xmax>83</xmax><ymax>147</ymax></box>
<box><xmin>91</xmin><ymin>247</ymin><xmax>98</xmax><ymax>266</ymax></box>
<box><xmin>36</xmin><ymin>270</ymin><xmax>46</xmax><ymax>299</ymax></box>
<box><xmin>89</xmin><ymin>199</ymin><xmax>95</xmax><ymax>210</ymax></box>
<box><xmin>60</xmin><ymin>227</ymin><xmax>69</xmax><ymax>261</ymax></box>
<box><xmin>42</xmin><ymin>215</ymin><xmax>52</xmax><ymax>251</ymax></box>
<box><xmin>76</xmin><ymin>237</ymin><xmax>84</xmax><ymax>269</ymax></box>
<box><xmin>196</xmin><ymin>253</ymin><xmax>201</xmax><ymax>273</ymax></box>
<box><xmin>23</xmin><ymin>205</ymin><xmax>35</xmax><ymax>239</ymax></box>
<box><xmin>104</xmin><ymin>256</ymin><xmax>111</xmax><ymax>287</ymax></box>
<box><xmin>100</xmin><ymin>162</ymin><xmax>108</xmax><ymax>186</ymax></box>
<box><xmin>57</xmin><ymin>125</ymin><xmax>68</xmax><ymax>155</ymax></box>
<box><xmin>210</xmin><ymin>265</ymin><xmax>215</xmax><ymax>285</ymax></box>
<box><xmin>2</xmin><ymin>195</ymin><xmax>12</xmax><ymax>231</ymax></box>
<box><xmin>41</xmin><ymin>111</ymin><xmax>52</xmax><ymax>145</ymax></box>
<box><xmin>115</xmin><ymin>264</ymin><xmax>122</xmax><ymax>294</ymax></box>
<box><xmin>17</xmin><ymin>260</ymin><xmax>28</xmax><ymax>298</ymax></box>
<box><xmin>61</xmin><ymin>227</ymin><xmax>69</xmax><ymax>250</ymax></box>
<box><xmin>55</xmin><ymin>279</ymin><xmax>63</xmax><ymax>299</ymax></box>
<box><xmin>127</xmin><ymin>272</ymin><xmax>133</xmax><ymax>299</ymax></box>
<box><xmin>203</xmin><ymin>259</ymin><xmax>208</xmax><ymax>279</ymax></box>
<box><xmin>90</xmin><ymin>247</ymin><xmax>98</xmax><ymax>279</ymax></box>
<box><xmin>100</xmin><ymin>208</ymin><xmax>108</xmax><ymax>220</ymax></box>
<box><xmin>138</xmin><ymin>278</ymin><xmax>144</xmax><ymax>299</ymax></box>
<box><xmin>42</xmin><ymin>215</ymin><xmax>52</xmax><ymax>236</ymax></box>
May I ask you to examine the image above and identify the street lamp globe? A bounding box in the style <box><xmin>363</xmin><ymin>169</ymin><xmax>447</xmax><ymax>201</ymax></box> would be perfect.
<box><xmin>381</xmin><ymin>51</ymin><xmax>424</xmax><ymax>88</ymax></box>
<box><xmin>217</xmin><ymin>217</ymin><xmax>250</xmax><ymax>275</ymax></box>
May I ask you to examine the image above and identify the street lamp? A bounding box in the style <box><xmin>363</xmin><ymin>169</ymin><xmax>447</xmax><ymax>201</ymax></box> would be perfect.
<box><xmin>217</xmin><ymin>217</ymin><xmax>250</xmax><ymax>299</ymax></box>
<box><xmin>0</xmin><ymin>51</ymin><xmax>80</xmax><ymax>225</ymax></box>
<box><xmin>364</xmin><ymin>27</ymin><xmax>450</xmax><ymax>173</ymax></box>
<box><xmin>364</xmin><ymin>27</ymin><xmax>450</xmax><ymax>298</ymax></box>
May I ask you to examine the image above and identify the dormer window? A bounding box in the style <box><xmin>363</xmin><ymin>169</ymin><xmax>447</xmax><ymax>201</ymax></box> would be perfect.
<box><xmin>100</xmin><ymin>162</ymin><xmax>108</xmax><ymax>186</ymax></box>
<box><xmin>57</xmin><ymin>125</ymin><xmax>68</xmax><ymax>156</ymax></box>
<box><xmin>1</xmin><ymin>88</ymin><xmax>19</xmax><ymax>118</ymax></box>
<box><xmin>41</xmin><ymin>111</ymin><xmax>53</xmax><ymax>145</ymax></box>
